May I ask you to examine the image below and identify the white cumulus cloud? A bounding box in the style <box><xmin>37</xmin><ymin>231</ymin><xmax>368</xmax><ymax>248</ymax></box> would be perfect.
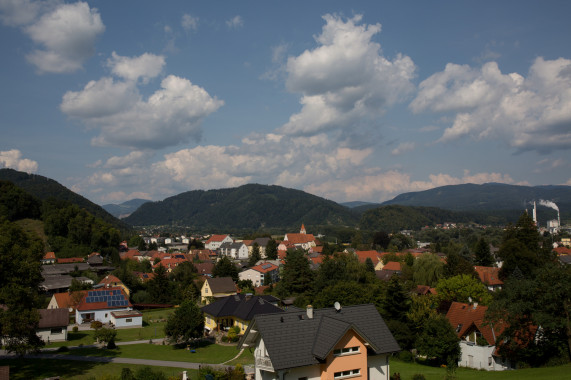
<box><xmin>22</xmin><ymin>1</ymin><xmax>105</xmax><ymax>73</ymax></box>
<box><xmin>411</xmin><ymin>58</ymin><xmax>571</xmax><ymax>153</ymax></box>
<box><xmin>226</xmin><ymin>15</ymin><xmax>243</xmax><ymax>29</ymax></box>
<box><xmin>280</xmin><ymin>14</ymin><xmax>416</xmax><ymax>136</ymax></box>
<box><xmin>106</xmin><ymin>52</ymin><xmax>165</xmax><ymax>83</ymax></box>
<box><xmin>0</xmin><ymin>149</ymin><xmax>38</xmax><ymax>173</ymax></box>
<box><xmin>182</xmin><ymin>13</ymin><xmax>198</xmax><ymax>31</ymax></box>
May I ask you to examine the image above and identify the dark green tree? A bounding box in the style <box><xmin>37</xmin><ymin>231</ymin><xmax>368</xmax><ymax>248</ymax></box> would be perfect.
<box><xmin>148</xmin><ymin>265</ymin><xmax>173</xmax><ymax>304</ymax></box>
<box><xmin>365</xmin><ymin>257</ymin><xmax>376</xmax><ymax>273</ymax></box>
<box><xmin>265</xmin><ymin>238</ymin><xmax>278</xmax><ymax>260</ymax></box>
<box><xmin>276</xmin><ymin>249</ymin><xmax>314</xmax><ymax>296</ymax></box>
<box><xmin>212</xmin><ymin>256</ymin><xmax>239</xmax><ymax>281</ymax></box>
<box><xmin>372</xmin><ymin>230</ymin><xmax>391</xmax><ymax>250</ymax></box>
<box><xmin>381</xmin><ymin>276</ymin><xmax>414</xmax><ymax>349</ymax></box>
<box><xmin>0</xmin><ymin>218</ymin><xmax>45</xmax><ymax>354</ymax></box>
<box><xmin>171</xmin><ymin>261</ymin><xmax>199</xmax><ymax>302</ymax></box>
<box><xmin>188</xmin><ymin>238</ymin><xmax>204</xmax><ymax>250</ymax></box>
<box><xmin>474</xmin><ymin>237</ymin><xmax>494</xmax><ymax>266</ymax></box>
<box><xmin>164</xmin><ymin>300</ymin><xmax>204</xmax><ymax>344</ymax></box>
<box><xmin>249</xmin><ymin>242</ymin><xmax>261</xmax><ymax>267</ymax></box>
<box><xmin>415</xmin><ymin>314</ymin><xmax>460</xmax><ymax>366</ymax></box>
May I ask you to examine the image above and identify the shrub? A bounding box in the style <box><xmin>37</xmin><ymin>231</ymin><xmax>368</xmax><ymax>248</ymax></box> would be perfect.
<box><xmin>90</xmin><ymin>320</ymin><xmax>103</xmax><ymax>329</ymax></box>
<box><xmin>398</xmin><ymin>350</ymin><xmax>413</xmax><ymax>362</ymax></box>
<box><xmin>412</xmin><ymin>375</ymin><xmax>426</xmax><ymax>380</ymax></box>
<box><xmin>72</xmin><ymin>326</ymin><xmax>79</xmax><ymax>333</ymax></box>
<box><xmin>56</xmin><ymin>345</ymin><xmax>69</xmax><ymax>352</ymax></box>
<box><xmin>107</xmin><ymin>339</ymin><xmax>117</xmax><ymax>349</ymax></box>
<box><xmin>390</xmin><ymin>373</ymin><xmax>401</xmax><ymax>380</ymax></box>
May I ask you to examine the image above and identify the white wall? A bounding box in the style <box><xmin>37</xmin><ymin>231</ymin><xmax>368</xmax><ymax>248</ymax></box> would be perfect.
<box><xmin>37</xmin><ymin>327</ymin><xmax>68</xmax><ymax>342</ymax></box>
<box><xmin>76</xmin><ymin>308</ymin><xmax>129</xmax><ymax>324</ymax></box>
<box><xmin>111</xmin><ymin>315</ymin><xmax>142</xmax><ymax>327</ymax></box>
<box><xmin>459</xmin><ymin>341</ymin><xmax>510</xmax><ymax>371</ymax></box>
<box><xmin>368</xmin><ymin>354</ymin><xmax>390</xmax><ymax>380</ymax></box>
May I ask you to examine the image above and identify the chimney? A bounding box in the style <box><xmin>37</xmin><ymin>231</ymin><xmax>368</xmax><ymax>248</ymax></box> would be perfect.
<box><xmin>306</xmin><ymin>305</ymin><xmax>313</xmax><ymax>319</ymax></box>
<box><xmin>245</xmin><ymin>293</ymin><xmax>252</xmax><ymax>301</ymax></box>
<box><xmin>473</xmin><ymin>302</ymin><xmax>478</xmax><ymax>309</ymax></box>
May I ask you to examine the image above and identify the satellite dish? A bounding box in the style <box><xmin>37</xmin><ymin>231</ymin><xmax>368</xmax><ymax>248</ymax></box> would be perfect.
<box><xmin>334</xmin><ymin>302</ymin><xmax>341</xmax><ymax>311</ymax></box>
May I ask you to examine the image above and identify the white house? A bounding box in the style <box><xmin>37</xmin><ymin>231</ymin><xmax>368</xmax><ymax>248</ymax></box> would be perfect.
<box><xmin>75</xmin><ymin>287</ymin><xmax>141</xmax><ymax>327</ymax></box>
<box><xmin>37</xmin><ymin>308</ymin><xmax>69</xmax><ymax>343</ymax></box>
<box><xmin>205</xmin><ymin>234</ymin><xmax>233</xmax><ymax>250</ymax></box>
<box><xmin>110</xmin><ymin>310</ymin><xmax>143</xmax><ymax>327</ymax></box>
<box><xmin>219</xmin><ymin>242</ymin><xmax>249</xmax><ymax>260</ymax></box>
<box><xmin>239</xmin><ymin>262</ymin><xmax>279</xmax><ymax>287</ymax></box>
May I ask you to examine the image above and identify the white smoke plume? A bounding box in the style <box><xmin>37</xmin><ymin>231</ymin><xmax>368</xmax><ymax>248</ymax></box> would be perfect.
<box><xmin>539</xmin><ymin>199</ymin><xmax>559</xmax><ymax>212</ymax></box>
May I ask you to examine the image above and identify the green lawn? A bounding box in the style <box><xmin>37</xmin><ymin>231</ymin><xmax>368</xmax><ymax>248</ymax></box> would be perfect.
<box><xmin>51</xmin><ymin>342</ymin><xmax>244</xmax><ymax>364</ymax></box>
<box><xmin>0</xmin><ymin>358</ymin><xmax>195</xmax><ymax>380</ymax></box>
<box><xmin>46</xmin><ymin>308</ymin><xmax>175</xmax><ymax>348</ymax></box>
<box><xmin>390</xmin><ymin>359</ymin><xmax>571</xmax><ymax>380</ymax></box>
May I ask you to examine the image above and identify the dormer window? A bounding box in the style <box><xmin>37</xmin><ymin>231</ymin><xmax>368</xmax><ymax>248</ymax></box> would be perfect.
<box><xmin>333</xmin><ymin>346</ymin><xmax>359</xmax><ymax>356</ymax></box>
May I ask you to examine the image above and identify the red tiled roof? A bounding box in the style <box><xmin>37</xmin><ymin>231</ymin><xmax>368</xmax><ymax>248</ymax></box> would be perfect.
<box><xmin>446</xmin><ymin>302</ymin><xmax>505</xmax><ymax>346</ymax></box>
<box><xmin>415</xmin><ymin>285</ymin><xmax>437</xmax><ymax>295</ymax></box>
<box><xmin>99</xmin><ymin>274</ymin><xmax>123</xmax><ymax>286</ymax></box>
<box><xmin>383</xmin><ymin>261</ymin><xmax>402</xmax><ymax>271</ymax></box>
<box><xmin>554</xmin><ymin>246</ymin><xmax>571</xmax><ymax>255</ymax></box>
<box><xmin>355</xmin><ymin>250</ymin><xmax>381</xmax><ymax>264</ymax></box>
<box><xmin>474</xmin><ymin>266</ymin><xmax>503</xmax><ymax>286</ymax></box>
<box><xmin>76</xmin><ymin>287</ymin><xmax>132</xmax><ymax>311</ymax></box>
<box><xmin>195</xmin><ymin>262</ymin><xmax>214</xmax><ymax>276</ymax></box>
<box><xmin>121</xmin><ymin>249</ymin><xmax>141</xmax><ymax>260</ymax></box>
<box><xmin>206</xmin><ymin>234</ymin><xmax>230</xmax><ymax>244</ymax></box>
<box><xmin>249</xmin><ymin>262</ymin><xmax>278</xmax><ymax>273</ymax></box>
<box><xmin>309</xmin><ymin>255</ymin><xmax>325</xmax><ymax>264</ymax></box>
<box><xmin>53</xmin><ymin>290</ymin><xmax>87</xmax><ymax>310</ymax></box>
<box><xmin>57</xmin><ymin>257</ymin><xmax>84</xmax><ymax>263</ymax></box>
<box><xmin>284</xmin><ymin>233</ymin><xmax>315</xmax><ymax>245</ymax></box>
<box><xmin>43</xmin><ymin>252</ymin><xmax>56</xmax><ymax>260</ymax></box>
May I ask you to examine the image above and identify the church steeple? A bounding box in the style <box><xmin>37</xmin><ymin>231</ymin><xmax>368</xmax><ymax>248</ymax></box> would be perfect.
<box><xmin>300</xmin><ymin>223</ymin><xmax>306</xmax><ymax>234</ymax></box>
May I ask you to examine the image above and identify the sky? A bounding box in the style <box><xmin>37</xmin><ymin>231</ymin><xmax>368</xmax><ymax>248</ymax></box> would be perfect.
<box><xmin>1</xmin><ymin>1</ymin><xmax>570</xmax><ymax>206</ymax></box>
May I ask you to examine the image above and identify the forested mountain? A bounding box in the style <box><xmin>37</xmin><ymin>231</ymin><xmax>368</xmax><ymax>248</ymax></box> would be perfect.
<box><xmin>124</xmin><ymin>184</ymin><xmax>359</xmax><ymax>230</ymax></box>
<box><xmin>102</xmin><ymin>198</ymin><xmax>150</xmax><ymax>218</ymax></box>
<box><xmin>0</xmin><ymin>168</ymin><xmax>128</xmax><ymax>231</ymax></box>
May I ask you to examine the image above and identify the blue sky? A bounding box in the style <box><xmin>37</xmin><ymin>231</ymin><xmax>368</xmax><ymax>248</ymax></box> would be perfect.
<box><xmin>1</xmin><ymin>1</ymin><xmax>570</xmax><ymax>205</ymax></box>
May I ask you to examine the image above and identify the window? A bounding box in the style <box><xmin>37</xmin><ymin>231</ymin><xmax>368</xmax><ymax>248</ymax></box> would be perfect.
<box><xmin>334</xmin><ymin>369</ymin><xmax>360</xmax><ymax>379</ymax></box>
<box><xmin>50</xmin><ymin>328</ymin><xmax>63</xmax><ymax>334</ymax></box>
<box><xmin>333</xmin><ymin>346</ymin><xmax>360</xmax><ymax>356</ymax></box>
<box><xmin>126</xmin><ymin>318</ymin><xmax>132</xmax><ymax>323</ymax></box>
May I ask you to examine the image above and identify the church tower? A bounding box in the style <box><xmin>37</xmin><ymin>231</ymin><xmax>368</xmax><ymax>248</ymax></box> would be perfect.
<box><xmin>300</xmin><ymin>223</ymin><xmax>306</xmax><ymax>234</ymax></box>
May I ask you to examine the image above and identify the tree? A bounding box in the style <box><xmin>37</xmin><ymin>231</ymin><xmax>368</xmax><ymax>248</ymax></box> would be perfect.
<box><xmin>188</xmin><ymin>238</ymin><xmax>204</xmax><ymax>250</ymax></box>
<box><xmin>474</xmin><ymin>237</ymin><xmax>494</xmax><ymax>266</ymax></box>
<box><xmin>365</xmin><ymin>257</ymin><xmax>376</xmax><ymax>273</ymax></box>
<box><xmin>171</xmin><ymin>261</ymin><xmax>199</xmax><ymax>302</ymax></box>
<box><xmin>372</xmin><ymin>230</ymin><xmax>391</xmax><ymax>250</ymax></box>
<box><xmin>415</xmin><ymin>314</ymin><xmax>460</xmax><ymax>366</ymax></box>
<box><xmin>412</xmin><ymin>254</ymin><xmax>444</xmax><ymax>287</ymax></box>
<box><xmin>212</xmin><ymin>256</ymin><xmax>239</xmax><ymax>281</ymax></box>
<box><xmin>435</xmin><ymin>274</ymin><xmax>492</xmax><ymax>305</ymax></box>
<box><xmin>0</xmin><ymin>218</ymin><xmax>45</xmax><ymax>354</ymax></box>
<box><xmin>265</xmin><ymin>238</ymin><xmax>278</xmax><ymax>260</ymax></box>
<box><xmin>249</xmin><ymin>243</ymin><xmax>261</xmax><ymax>267</ymax></box>
<box><xmin>381</xmin><ymin>276</ymin><xmax>414</xmax><ymax>349</ymax></box>
<box><xmin>148</xmin><ymin>265</ymin><xmax>173</xmax><ymax>304</ymax></box>
<box><xmin>313</xmin><ymin>281</ymin><xmax>382</xmax><ymax>309</ymax></box>
<box><xmin>276</xmin><ymin>249</ymin><xmax>314</xmax><ymax>296</ymax></box>
<box><xmin>94</xmin><ymin>326</ymin><xmax>117</xmax><ymax>346</ymax></box>
<box><xmin>164</xmin><ymin>300</ymin><xmax>204</xmax><ymax>344</ymax></box>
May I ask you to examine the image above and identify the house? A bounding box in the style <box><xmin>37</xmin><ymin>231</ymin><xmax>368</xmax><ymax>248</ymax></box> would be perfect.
<box><xmin>110</xmin><ymin>309</ymin><xmax>143</xmax><ymax>328</ymax></box>
<box><xmin>40</xmin><ymin>275</ymin><xmax>93</xmax><ymax>295</ymax></box>
<box><xmin>205</xmin><ymin>234</ymin><xmax>233</xmax><ymax>250</ymax></box>
<box><xmin>87</xmin><ymin>252</ymin><xmax>104</xmax><ymax>266</ymax></box>
<box><xmin>37</xmin><ymin>308</ymin><xmax>69</xmax><ymax>343</ymax></box>
<box><xmin>75</xmin><ymin>287</ymin><xmax>140</xmax><ymax>326</ymax></box>
<box><xmin>248</xmin><ymin>238</ymin><xmax>271</xmax><ymax>258</ymax></box>
<box><xmin>57</xmin><ymin>257</ymin><xmax>84</xmax><ymax>264</ymax></box>
<box><xmin>238</xmin><ymin>303</ymin><xmax>400</xmax><ymax>380</ymax></box>
<box><xmin>446</xmin><ymin>301</ymin><xmax>511</xmax><ymax>371</ymax></box>
<box><xmin>474</xmin><ymin>266</ymin><xmax>503</xmax><ymax>291</ymax></box>
<box><xmin>414</xmin><ymin>285</ymin><xmax>437</xmax><ymax>296</ymax></box>
<box><xmin>42</xmin><ymin>252</ymin><xmax>56</xmax><ymax>265</ymax></box>
<box><xmin>219</xmin><ymin>242</ymin><xmax>249</xmax><ymax>260</ymax></box>
<box><xmin>133</xmin><ymin>271</ymin><xmax>155</xmax><ymax>283</ymax></box>
<box><xmin>202</xmin><ymin>293</ymin><xmax>283</xmax><ymax>334</ymax></box>
<box><xmin>195</xmin><ymin>262</ymin><xmax>215</xmax><ymax>277</ymax></box>
<box><xmin>47</xmin><ymin>290</ymin><xmax>88</xmax><ymax>314</ymax></box>
<box><xmin>282</xmin><ymin>224</ymin><xmax>317</xmax><ymax>250</ymax></box>
<box><xmin>201</xmin><ymin>277</ymin><xmax>238</xmax><ymax>304</ymax></box>
<box><xmin>354</xmin><ymin>250</ymin><xmax>381</xmax><ymax>266</ymax></box>
<box><xmin>239</xmin><ymin>262</ymin><xmax>280</xmax><ymax>287</ymax></box>
<box><xmin>98</xmin><ymin>275</ymin><xmax>130</xmax><ymax>296</ymax></box>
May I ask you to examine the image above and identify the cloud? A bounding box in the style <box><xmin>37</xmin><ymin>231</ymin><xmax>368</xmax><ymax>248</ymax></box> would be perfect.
<box><xmin>106</xmin><ymin>52</ymin><xmax>165</xmax><ymax>83</ymax></box>
<box><xmin>391</xmin><ymin>142</ymin><xmax>416</xmax><ymax>155</ymax></box>
<box><xmin>0</xmin><ymin>0</ymin><xmax>43</xmax><ymax>27</ymax></box>
<box><xmin>20</xmin><ymin>1</ymin><xmax>105</xmax><ymax>74</ymax></box>
<box><xmin>411</xmin><ymin>58</ymin><xmax>571</xmax><ymax>153</ymax></box>
<box><xmin>0</xmin><ymin>149</ymin><xmax>38</xmax><ymax>173</ymax></box>
<box><xmin>181</xmin><ymin>13</ymin><xmax>198</xmax><ymax>31</ymax></box>
<box><xmin>61</xmin><ymin>53</ymin><xmax>224</xmax><ymax>150</ymax></box>
<box><xmin>226</xmin><ymin>15</ymin><xmax>243</xmax><ymax>29</ymax></box>
<box><xmin>280</xmin><ymin>14</ymin><xmax>416</xmax><ymax>136</ymax></box>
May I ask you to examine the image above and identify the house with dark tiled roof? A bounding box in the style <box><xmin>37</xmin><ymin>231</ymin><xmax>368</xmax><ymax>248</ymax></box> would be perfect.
<box><xmin>202</xmin><ymin>293</ymin><xmax>283</xmax><ymax>334</ymax></box>
<box><xmin>37</xmin><ymin>308</ymin><xmax>69</xmax><ymax>343</ymax></box>
<box><xmin>239</xmin><ymin>303</ymin><xmax>400</xmax><ymax>380</ymax></box>
<box><xmin>201</xmin><ymin>277</ymin><xmax>238</xmax><ymax>304</ymax></box>
<box><xmin>219</xmin><ymin>242</ymin><xmax>249</xmax><ymax>260</ymax></box>
<box><xmin>446</xmin><ymin>301</ymin><xmax>511</xmax><ymax>371</ymax></box>
<box><xmin>474</xmin><ymin>266</ymin><xmax>503</xmax><ymax>291</ymax></box>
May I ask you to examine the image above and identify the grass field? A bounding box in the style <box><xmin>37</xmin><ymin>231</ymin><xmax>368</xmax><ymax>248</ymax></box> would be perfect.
<box><xmin>0</xmin><ymin>358</ymin><xmax>196</xmax><ymax>380</ymax></box>
<box><xmin>390</xmin><ymin>359</ymin><xmax>571</xmax><ymax>380</ymax></box>
<box><xmin>46</xmin><ymin>308</ymin><xmax>176</xmax><ymax>348</ymax></box>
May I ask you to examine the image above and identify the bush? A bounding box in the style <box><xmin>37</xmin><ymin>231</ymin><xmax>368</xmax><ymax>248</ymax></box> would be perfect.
<box><xmin>90</xmin><ymin>321</ymin><xmax>103</xmax><ymax>329</ymax></box>
<box><xmin>390</xmin><ymin>373</ymin><xmax>401</xmax><ymax>380</ymax></box>
<box><xmin>56</xmin><ymin>345</ymin><xmax>69</xmax><ymax>352</ymax></box>
<box><xmin>107</xmin><ymin>339</ymin><xmax>117</xmax><ymax>349</ymax></box>
<box><xmin>72</xmin><ymin>326</ymin><xmax>79</xmax><ymax>333</ymax></box>
<box><xmin>398</xmin><ymin>350</ymin><xmax>413</xmax><ymax>362</ymax></box>
<box><xmin>412</xmin><ymin>375</ymin><xmax>426</xmax><ymax>380</ymax></box>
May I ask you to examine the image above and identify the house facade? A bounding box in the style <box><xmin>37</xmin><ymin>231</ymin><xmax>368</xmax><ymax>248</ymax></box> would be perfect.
<box><xmin>239</xmin><ymin>262</ymin><xmax>279</xmax><ymax>287</ymax></box>
<box><xmin>200</xmin><ymin>277</ymin><xmax>238</xmax><ymax>304</ymax></box>
<box><xmin>37</xmin><ymin>308</ymin><xmax>69</xmax><ymax>343</ymax></box>
<box><xmin>239</xmin><ymin>304</ymin><xmax>400</xmax><ymax>380</ymax></box>
<box><xmin>205</xmin><ymin>235</ymin><xmax>233</xmax><ymax>250</ymax></box>
<box><xmin>75</xmin><ymin>287</ymin><xmax>140</xmax><ymax>327</ymax></box>
<box><xmin>219</xmin><ymin>242</ymin><xmax>249</xmax><ymax>260</ymax></box>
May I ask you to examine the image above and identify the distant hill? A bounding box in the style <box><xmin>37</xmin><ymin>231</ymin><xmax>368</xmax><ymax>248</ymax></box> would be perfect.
<box><xmin>340</xmin><ymin>201</ymin><xmax>378</xmax><ymax>209</ymax></box>
<box><xmin>103</xmin><ymin>198</ymin><xmax>150</xmax><ymax>219</ymax></box>
<box><xmin>124</xmin><ymin>184</ymin><xmax>359</xmax><ymax>230</ymax></box>
<box><xmin>0</xmin><ymin>168</ymin><xmax>129</xmax><ymax>232</ymax></box>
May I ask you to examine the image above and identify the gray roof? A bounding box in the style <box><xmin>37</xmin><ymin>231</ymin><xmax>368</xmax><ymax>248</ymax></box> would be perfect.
<box><xmin>252</xmin><ymin>237</ymin><xmax>271</xmax><ymax>247</ymax></box>
<box><xmin>42</xmin><ymin>263</ymin><xmax>90</xmax><ymax>276</ymax></box>
<box><xmin>202</xmin><ymin>294</ymin><xmax>283</xmax><ymax>321</ymax></box>
<box><xmin>239</xmin><ymin>304</ymin><xmax>400</xmax><ymax>371</ymax></box>
<box><xmin>206</xmin><ymin>277</ymin><xmax>237</xmax><ymax>293</ymax></box>
<box><xmin>559</xmin><ymin>255</ymin><xmax>571</xmax><ymax>265</ymax></box>
<box><xmin>38</xmin><ymin>308</ymin><xmax>69</xmax><ymax>328</ymax></box>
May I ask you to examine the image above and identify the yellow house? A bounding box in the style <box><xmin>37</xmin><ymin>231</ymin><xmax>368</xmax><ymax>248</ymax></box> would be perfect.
<box><xmin>200</xmin><ymin>277</ymin><xmax>238</xmax><ymax>304</ymax></box>
<box><xmin>201</xmin><ymin>294</ymin><xmax>282</xmax><ymax>333</ymax></box>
